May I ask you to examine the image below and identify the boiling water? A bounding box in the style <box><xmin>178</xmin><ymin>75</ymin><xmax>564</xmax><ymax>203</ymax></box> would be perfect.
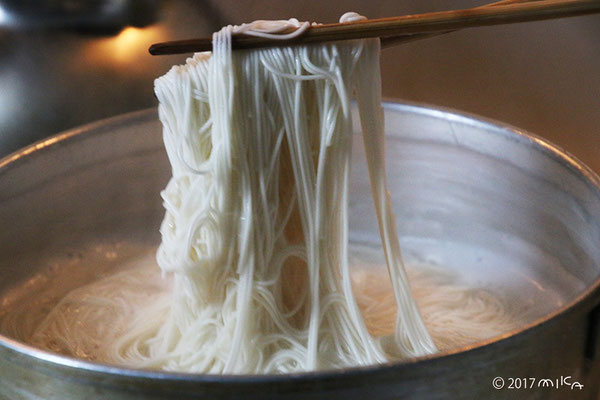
<box><xmin>0</xmin><ymin>241</ymin><xmax>532</xmax><ymax>369</ymax></box>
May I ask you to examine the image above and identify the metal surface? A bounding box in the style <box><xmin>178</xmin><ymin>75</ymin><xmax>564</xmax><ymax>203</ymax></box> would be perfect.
<box><xmin>0</xmin><ymin>103</ymin><xmax>599</xmax><ymax>399</ymax></box>
<box><xmin>0</xmin><ymin>0</ymin><xmax>598</xmax><ymax>175</ymax></box>
<box><xmin>0</xmin><ymin>0</ymin><xmax>159</xmax><ymax>30</ymax></box>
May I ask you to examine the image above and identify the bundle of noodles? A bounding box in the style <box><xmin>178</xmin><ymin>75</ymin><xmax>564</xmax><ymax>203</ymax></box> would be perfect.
<box><xmin>21</xmin><ymin>16</ymin><xmax>530</xmax><ymax>372</ymax></box>
<box><xmin>96</xmin><ymin>19</ymin><xmax>436</xmax><ymax>373</ymax></box>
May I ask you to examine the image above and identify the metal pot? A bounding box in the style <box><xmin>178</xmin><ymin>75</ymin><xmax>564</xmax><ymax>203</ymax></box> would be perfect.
<box><xmin>0</xmin><ymin>103</ymin><xmax>599</xmax><ymax>399</ymax></box>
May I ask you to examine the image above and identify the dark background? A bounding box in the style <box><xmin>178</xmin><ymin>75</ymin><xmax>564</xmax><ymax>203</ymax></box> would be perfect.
<box><xmin>0</xmin><ymin>0</ymin><xmax>598</xmax><ymax>172</ymax></box>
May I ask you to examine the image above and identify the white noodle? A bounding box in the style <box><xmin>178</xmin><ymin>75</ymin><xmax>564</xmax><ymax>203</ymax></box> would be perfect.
<box><xmin>111</xmin><ymin>15</ymin><xmax>434</xmax><ymax>372</ymax></box>
<box><xmin>21</xmin><ymin>14</ymin><xmax>523</xmax><ymax>373</ymax></box>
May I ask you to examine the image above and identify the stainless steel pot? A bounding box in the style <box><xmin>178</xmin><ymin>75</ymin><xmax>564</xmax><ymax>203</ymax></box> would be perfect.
<box><xmin>0</xmin><ymin>103</ymin><xmax>599</xmax><ymax>399</ymax></box>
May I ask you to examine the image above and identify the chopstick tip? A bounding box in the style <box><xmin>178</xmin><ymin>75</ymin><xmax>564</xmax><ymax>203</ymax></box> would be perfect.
<box><xmin>149</xmin><ymin>43</ymin><xmax>160</xmax><ymax>56</ymax></box>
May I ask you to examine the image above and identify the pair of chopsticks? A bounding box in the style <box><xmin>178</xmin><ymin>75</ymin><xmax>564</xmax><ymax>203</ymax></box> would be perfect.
<box><xmin>149</xmin><ymin>0</ymin><xmax>600</xmax><ymax>55</ymax></box>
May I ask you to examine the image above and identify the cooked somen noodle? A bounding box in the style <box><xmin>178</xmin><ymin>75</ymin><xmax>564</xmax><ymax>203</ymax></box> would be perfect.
<box><xmin>138</xmin><ymin>15</ymin><xmax>433</xmax><ymax>372</ymax></box>
<box><xmin>23</xmin><ymin>14</ymin><xmax>522</xmax><ymax>374</ymax></box>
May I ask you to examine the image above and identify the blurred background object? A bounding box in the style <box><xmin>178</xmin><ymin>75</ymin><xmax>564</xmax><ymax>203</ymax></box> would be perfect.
<box><xmin>0</xmin><ymin>0</ymin><xmax>598</xmax><ymax>173</ymax></box>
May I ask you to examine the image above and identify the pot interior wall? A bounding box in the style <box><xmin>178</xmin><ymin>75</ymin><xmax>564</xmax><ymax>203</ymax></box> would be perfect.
<box><xmin>348</xmin><ymin>104</ymin><xmax>600</xmax><ymax>322</ymax></box>
<box><xmin>0</xmin><ymin>103</ymin><xmax>599</xmax><ymax>368</ymax></box>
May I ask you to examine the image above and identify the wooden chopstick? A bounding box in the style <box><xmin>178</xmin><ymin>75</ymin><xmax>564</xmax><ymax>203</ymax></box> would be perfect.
<box><xmin>379</xmin><ymin>0</ymin><xmax>531</xmax><ymax>48</ymax></box>
<box><xmin>149</xmin><ymin>0</ymin><xmax>600</xmax><ymax>55</ymax></box>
